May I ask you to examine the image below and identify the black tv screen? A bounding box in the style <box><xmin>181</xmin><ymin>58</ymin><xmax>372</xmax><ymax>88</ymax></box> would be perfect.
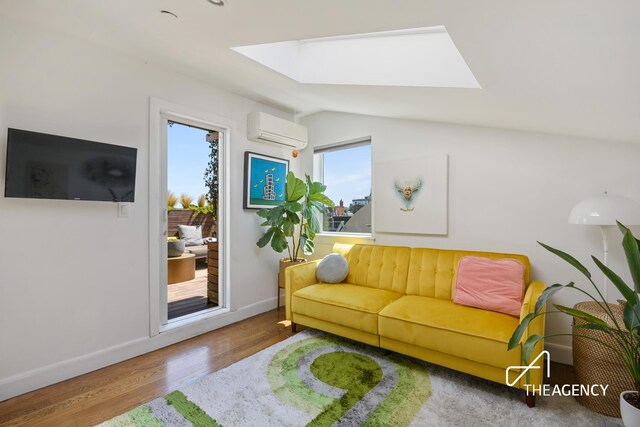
<box><xmin>4</xmin><ymin>128</ymin><xmax>137</xmax><ymax>202</ymax></box>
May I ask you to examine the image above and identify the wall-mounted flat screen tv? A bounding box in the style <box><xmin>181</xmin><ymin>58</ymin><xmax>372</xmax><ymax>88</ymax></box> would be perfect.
<box><xmin>4</xmin><ymin>128</ymin><xmax>137</xmax><ymax>202</ymax></box>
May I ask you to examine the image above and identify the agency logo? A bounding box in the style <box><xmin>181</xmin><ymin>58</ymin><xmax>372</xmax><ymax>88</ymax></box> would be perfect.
<box><xmin>506</xmin><ymin>350</ymin><xmax>550</xmax><ymax>387</ymax></box>
<box><xmin>506</xmin><ymin>350</ymin><xmax>609</xmax><ymax>397</ymax></box>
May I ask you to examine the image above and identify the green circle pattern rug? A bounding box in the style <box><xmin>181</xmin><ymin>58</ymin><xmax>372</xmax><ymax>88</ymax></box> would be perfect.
<box><xmin>99</xmin><ymin>329</ymin><xmax>612</xmax><ymax>426</ymax></box>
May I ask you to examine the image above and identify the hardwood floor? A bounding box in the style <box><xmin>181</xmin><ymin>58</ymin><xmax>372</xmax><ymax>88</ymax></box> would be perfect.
<box><xmin>0</xmin><ymin>309</ymin><xmax>294</xmax><ymax>427</ymax></box>
<box><xmin>0</xmin><ymin>309</ymin><xmax>576</xmax><ymax>426</ymax></box>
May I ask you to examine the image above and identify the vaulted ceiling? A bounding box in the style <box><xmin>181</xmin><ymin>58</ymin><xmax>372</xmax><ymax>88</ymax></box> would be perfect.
<box><xmin>6</xmin><ymin>0</ymin><xmax>640</xmax><ymax>142</ymax></box>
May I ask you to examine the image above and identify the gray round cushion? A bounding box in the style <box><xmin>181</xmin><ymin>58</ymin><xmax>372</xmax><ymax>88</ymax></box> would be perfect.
<box><xmin>316</xmin><ymin>253</ymin><xmax>349</xmax><ymax>284</ymax></box>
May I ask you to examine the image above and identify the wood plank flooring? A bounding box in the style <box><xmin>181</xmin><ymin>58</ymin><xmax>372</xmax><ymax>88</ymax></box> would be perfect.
<box><xmin>0</xmin><ymin>309</ymin><xmax>294</xmax><ymax>427</ymax></box>
<box><xmin>0</xmin><ymin>308</ymin><xmax>575</xmax><ymax>426</ymax></box>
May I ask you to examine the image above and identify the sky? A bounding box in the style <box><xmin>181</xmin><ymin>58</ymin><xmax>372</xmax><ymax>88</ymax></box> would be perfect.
<box><xmin>168</xmin><ymin>122</ymin><xmax>371</xmax><ymax>209</ymax></box>
<box><xmin>322</xmin><ymin>145</ymin><xmax>371</xmax><ymax>208</ymax></box>
<box><xmin>167</xmin><ymin>123</ymin><xmax>211</xmax><ymax>206</ymax></box>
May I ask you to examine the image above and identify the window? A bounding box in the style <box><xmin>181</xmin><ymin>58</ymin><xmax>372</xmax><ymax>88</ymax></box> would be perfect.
<box><xmin>314</xmin><ymin>138</ymin><xmax>371</xmax><ymax>234</ymax></box>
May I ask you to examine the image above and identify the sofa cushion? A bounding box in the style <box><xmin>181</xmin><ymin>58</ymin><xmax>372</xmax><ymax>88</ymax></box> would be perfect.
<box><xmin>292</xmin><ymin>284</ymin><xmax>403</xmax><ymax>334</ymax></box>
<box><xmin>453</xmin><ymin>256</ymin><xmax>525</xmax><ymax>317</ymax></box>
<box><xmin>316</xmin><ymin>254</ymin><xmax>349</xmax><ymax>283</ymax></box>
<box><xmin>406</xmin><ymin>248</ymin><xmax>531</xmax><ymax>300</ymax></box>
<box><xmin>378</xmin><ymin>295</ymin><xmax>521</xmax><ymax>368</ymax></box>
<box><xmin>340</xmin><ymin>244</ymin><xmax>412</xmax><ymax>293</ymax></box>
<box><xmin>178</xmin><ymin>224</ymin><xmax>203</xmax><ymax>246</ymax></box>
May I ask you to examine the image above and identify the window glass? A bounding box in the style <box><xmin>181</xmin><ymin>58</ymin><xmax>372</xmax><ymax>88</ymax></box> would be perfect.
<box><xmin>315</xmin><ymin>143</ymin><xmax>371</xmax><ymax>233</ymax></box>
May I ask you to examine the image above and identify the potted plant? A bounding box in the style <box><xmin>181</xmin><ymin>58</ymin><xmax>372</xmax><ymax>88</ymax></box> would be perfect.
<box><xmin>509</xmin><ymin>222</ymin><xmax>640</xmax><ymax>424</ymax></box>
<box><xmin>256</xmin><ymin>172</ymin><xmax>334</xmax><ymax>288</ymax></box>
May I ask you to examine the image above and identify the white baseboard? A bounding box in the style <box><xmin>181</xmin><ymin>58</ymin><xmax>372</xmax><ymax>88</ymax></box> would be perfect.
<box><xmin>0</xmin><ymin>297</ymin><xmax>277</xmax><ymax>402</ymax></box>
<box><xmin>545</xmin><ymin>342</ymin><xmax>573</xmax><ymax>365</ymax></box>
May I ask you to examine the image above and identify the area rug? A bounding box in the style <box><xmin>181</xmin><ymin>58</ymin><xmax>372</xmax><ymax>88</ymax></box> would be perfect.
<box><xmin>99</xmin><ymin>329</ymin><xmax>612</xmax><ymax>426</ymax></box>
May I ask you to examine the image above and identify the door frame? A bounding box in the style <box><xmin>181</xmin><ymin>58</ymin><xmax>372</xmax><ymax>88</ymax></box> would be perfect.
<box><xmin>148</xmin><ymin>98</ymin><xmax>232</xmax><ymax>336</ymax></box>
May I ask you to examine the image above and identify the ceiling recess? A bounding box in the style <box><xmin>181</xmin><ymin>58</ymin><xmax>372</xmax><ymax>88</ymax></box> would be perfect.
<box><xmin>232</xmin><ymin>26</ymin><xmax>480</xmax><ymax>88</ymax></box>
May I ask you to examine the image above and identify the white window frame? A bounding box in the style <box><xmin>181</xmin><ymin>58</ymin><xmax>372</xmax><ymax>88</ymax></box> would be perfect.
<box><xmin>313</xmin><ymin>137</ymin><xmax>372</xmax><ymax>237</ymax></box>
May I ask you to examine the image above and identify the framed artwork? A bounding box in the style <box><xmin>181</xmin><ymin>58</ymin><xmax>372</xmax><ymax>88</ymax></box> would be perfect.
<box><xmin>373</xmin><ymin>154</ymin><xmax>448</xmax><ymax>235</ymax></box>
<box><xmin>243</xmin><ymin>152</ymin><xmax>289</xmax><ymax>209</ymax></box>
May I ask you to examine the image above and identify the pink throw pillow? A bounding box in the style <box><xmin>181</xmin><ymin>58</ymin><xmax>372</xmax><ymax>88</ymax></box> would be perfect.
<box><xmin>453</xmin><ymin>256</ymin><xmax>525</xmax><ymax>317</ymax></box>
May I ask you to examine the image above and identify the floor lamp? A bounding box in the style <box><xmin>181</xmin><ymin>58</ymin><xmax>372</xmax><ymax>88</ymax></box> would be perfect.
<box><xmin>568</xmin><ymin>192</ymin><xmax>640</xmax><ymax>301</ymax></box>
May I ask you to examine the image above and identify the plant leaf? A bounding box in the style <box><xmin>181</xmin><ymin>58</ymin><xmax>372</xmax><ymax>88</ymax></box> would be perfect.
<box><xmin>623</xmin><ymin>301</ymin><xmax>640</xmax><ymax>334</ymax></box>
<box><xmin>534</xmin><ymin>283</ymin><xmax>569</xmax><ymax>315</ymax></box>
<box><xmin>538</xmin><ymin>241</ymin><xmax>591</xmax><ymax>279</ymax></box>
<box><xmin>283</xmin><ymin>202</ymin><xmax>302</xmax><ymax>213</ymax></box>
<box><xmin>306</xmin><ymin>208</ymin><xmax>321</xmax><ymax>234</ymax></box>
<box><xmin>309</xmin><ymin>192</ymin><xmax>335</xmax><ymax>207</ymax></box>
<box><xmin>309</xmin><ymin>199</ymin><xmax>326</xmax><ymax>209</ymax></box>
<box><xmin>285</xmin><ymin>172</ymin><xmax>306</xmax><ymax>202</ymax></box>
<box><xmin>256</xmin><ymin>228</ymin><xmax>275</xmax><ymax>248</ymax></box>
<box><xmin>270</xmin><ymin>229</ymin><xmax>288</xmax><ymax>253</ymax></box>
<box><xmin>256</xmin><ymin>208</ymin><xmax>270</xmax><ymax>218</ymax></box>
<box><xmin>621</xmin><ymin>227</ymin><xmax>640</xmax><ymax>294</ymax></box>
<box><xmin>310</xmin><ymin>200</ymin><xmax>329</xmax><ymax>214</ymax></box>
<box><xmin>592</xmin><ymin>256</ymin><xmax>638</xmax><ymax>304</ymax></box>
<box><xmin>306</xmin><ymin>228</ymin><xmax>316</xmax><ymax>241</ymax></box>
<box><xmin>302</xmin><ymin>238</ymin><xmax>314</xmax><ymax>255</ymax></box>
<box><xmin>508</xmin><ymin>313</ymin><xmax>535</xmax><ymax>350</ymax></box>
<box><xmin>554</xmin><ymin>304</ymin><xmax>610</xmax><ymax>329</ymax></box>
<box><xmin>285</xmin><ymin>211</ymin><xmax>300</xmax><ymax>225</ymax></box>
<box><xmin>308</xmin><ymin>180</ymin><xmax>327</xmax><ymax>195</ymax></box>
<box><xmin>617</xmin><ymin>221</ymin><xmax>640</xmax><ymax>249</ymax></box>
<box><xmin>282</xmin><ymin>221</ymin><xmax>295</xmax><ymax>237</ymax></box>
<box><xmin>522</xmin><ymin>334</ymin><xmax>544</xmax><ymax>364</ymax></box>
<box><xmin>266</xmin><ymin>206</ymin><xmax>285</xmax><ymax>226</ymax></box>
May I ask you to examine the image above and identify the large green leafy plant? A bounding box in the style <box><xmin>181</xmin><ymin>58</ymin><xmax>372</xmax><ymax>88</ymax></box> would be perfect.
<box><xmin>256</xmin><ymin>172</ymin><xmax>334</xmax><ymax>262</ymax></box>
<box><xmin>509</xmin><ymin>222</ymin><xmax>640</xmax><ymax>406</ymax></box>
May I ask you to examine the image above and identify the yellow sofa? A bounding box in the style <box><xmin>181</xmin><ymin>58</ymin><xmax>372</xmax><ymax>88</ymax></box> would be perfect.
<box><xmin>285</xmin><ymin>243</ymin><xmax>546</xmax><ymax>406</ymax></box>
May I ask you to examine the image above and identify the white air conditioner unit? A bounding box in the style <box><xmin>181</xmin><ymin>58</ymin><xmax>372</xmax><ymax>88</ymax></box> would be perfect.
<box><xmin>247</xmin><ymin>112</ymin><xmax>308</xmax><ymax>150</ymax></box>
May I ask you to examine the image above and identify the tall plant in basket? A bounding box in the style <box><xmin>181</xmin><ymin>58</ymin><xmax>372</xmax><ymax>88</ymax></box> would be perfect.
<box><xmin>509</xmin><ymin>222</ymin><xmax>640</xmax><ymax>418</ymax></box>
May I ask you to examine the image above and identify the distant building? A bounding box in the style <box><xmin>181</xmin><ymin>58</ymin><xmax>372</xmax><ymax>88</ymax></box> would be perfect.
<box><xmin>325</xmin><ymin>194</ymin><xmax>371</xmax><ymax>232</ymax></box>
<box><xmin>334</xmin><ymin>199</ymin><xmax>346</xmax><ymax>216</ymax></box>
<box><xmin>349</xmin><ymin>194</ymin><xmax>371</xmax><ymax>214</ymax></box>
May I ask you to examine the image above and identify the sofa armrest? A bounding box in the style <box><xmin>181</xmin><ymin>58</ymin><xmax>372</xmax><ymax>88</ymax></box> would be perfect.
<box><xmin>518</xmin><ymin>280</ymin><xmax>546</xmax><ymax>387</ymax></box>
<box><xmin>285</xmin><ymin>260</ymin><xmax>321</xmax><ymax>320</ymax></box>
<box><xmin>520</xmin><ymin>280</ymin><xmax>546</xmax><ymax>336</ymax></box>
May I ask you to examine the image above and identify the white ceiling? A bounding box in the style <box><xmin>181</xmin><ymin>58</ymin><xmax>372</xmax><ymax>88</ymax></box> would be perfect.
<box><xmin>5</xmin><ymin>0</ymin><xmax>640</xmax><ymax>142</ymax></box>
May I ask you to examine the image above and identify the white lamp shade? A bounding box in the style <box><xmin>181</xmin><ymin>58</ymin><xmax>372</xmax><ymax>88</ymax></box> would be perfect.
<box><xmin>569</xmin><ymin>193</ymin><xmax>640</xmax><ymax>225</ymax></box>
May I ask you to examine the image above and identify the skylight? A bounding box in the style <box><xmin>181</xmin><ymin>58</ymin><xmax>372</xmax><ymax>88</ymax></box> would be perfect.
<box><xmin>232</xmin><ymin>26</ymin><xmax>480</xmax><ymax>88</ymax></box>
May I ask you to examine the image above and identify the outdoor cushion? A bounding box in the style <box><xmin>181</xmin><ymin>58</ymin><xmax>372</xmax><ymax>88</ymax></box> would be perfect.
<box><xmin>178</xmin><ymin>224</ymin><xmax>203</xmax><ymax>246</ymax></box>
<box><xmin>186</xmin><ymin>245</ymin><xmax>208</xmax><ymax>258</ymax></box>
<box><xmin>316</xmin><ymin>253</ymin><xmax>349</xmax><ymax>283</ymax></box>
<box><xmin>453</xmin><ymin>256</ymin><xmax>525</xmax><ymax>317</ymax></box>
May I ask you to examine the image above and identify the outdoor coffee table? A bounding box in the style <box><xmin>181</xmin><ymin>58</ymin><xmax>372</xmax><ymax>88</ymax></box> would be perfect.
<box><xmin>168</xmin><ymin>253</ymin><xmax>196</xmax><ymax>284</ymax></box>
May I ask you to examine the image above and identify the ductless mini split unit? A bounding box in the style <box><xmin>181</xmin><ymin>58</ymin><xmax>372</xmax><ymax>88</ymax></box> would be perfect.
<box><xmin>247</xmin><ymin>112</ymin><xmax>308</xmax><ymax>150</ymax></box>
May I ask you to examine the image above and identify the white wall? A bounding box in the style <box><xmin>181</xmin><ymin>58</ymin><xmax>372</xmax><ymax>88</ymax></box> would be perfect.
<box><xmin>0</xmin><ymin>19</ymin><xmax>298</xmax><ymax>399</ymax></box>
<box><xmin>300</xmin><ymin>111</ymin><xmax>640</xmax><ymax>364</ymax></box>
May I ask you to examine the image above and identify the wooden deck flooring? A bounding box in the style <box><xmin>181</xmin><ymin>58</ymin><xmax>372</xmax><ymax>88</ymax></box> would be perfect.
<box><xmin>167</xmin><ymin>262</ymin><xmax>216</xmax><ymax>320</ymax></box>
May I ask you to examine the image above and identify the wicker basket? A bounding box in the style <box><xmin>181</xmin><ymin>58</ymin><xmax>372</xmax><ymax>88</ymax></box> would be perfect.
<box><xmin>573</xmin><ymin>301</ymin><xmax>635</xmax><ymax>417</ymax></box>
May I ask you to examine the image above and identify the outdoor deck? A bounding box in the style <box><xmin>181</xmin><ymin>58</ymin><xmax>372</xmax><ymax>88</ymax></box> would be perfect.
<box><xmin>168</xmin><ymin>262</ymin><xmax>216</xmax><ymax>319</ymax></box>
